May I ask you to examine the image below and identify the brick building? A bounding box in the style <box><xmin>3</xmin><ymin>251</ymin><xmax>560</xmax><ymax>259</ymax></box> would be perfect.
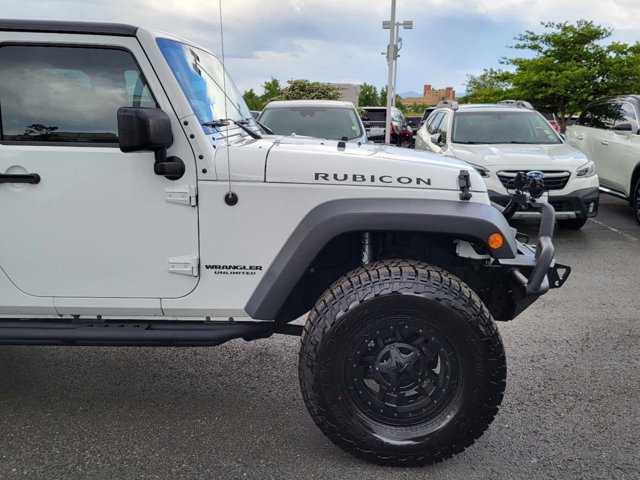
<box><xmin>399</xmin><ymin>84</ymin><xmax>455</xmax><ymax>106</ymax></box>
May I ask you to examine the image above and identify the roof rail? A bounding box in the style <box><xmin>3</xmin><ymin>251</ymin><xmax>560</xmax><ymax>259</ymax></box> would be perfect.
<box><xmin>436</xmin><ymin>100</ymin><xmax>459</xmax><ymax>110</ymax></box>
<box><xmin>499</xmin><ymin>99</ymin><xmax>534</xmax><ymax>109</ymax></box>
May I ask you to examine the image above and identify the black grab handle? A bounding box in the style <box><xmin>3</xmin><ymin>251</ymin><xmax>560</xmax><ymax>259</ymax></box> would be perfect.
<box><xmin>0</xmin><ymin>173</ymin><xmax>41</xmax><ymax>184</ymax></box>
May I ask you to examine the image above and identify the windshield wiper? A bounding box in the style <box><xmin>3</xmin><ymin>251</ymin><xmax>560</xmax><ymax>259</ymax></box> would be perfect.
<box><xmin>254</xmin><ymin>119</ymin><xmax>274</xmax><ymax>134</ymax></box>
<box><xmin>203</xmin><ymin>118</ymin><xmax>262</xmax><ymax>140</ymax></box>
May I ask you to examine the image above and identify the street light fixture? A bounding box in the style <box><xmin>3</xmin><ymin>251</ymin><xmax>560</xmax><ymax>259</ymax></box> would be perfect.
<box><xmin>382</xmin><ymin>1</ymin><xmax>413</xmax><ymax>145</ymax></box>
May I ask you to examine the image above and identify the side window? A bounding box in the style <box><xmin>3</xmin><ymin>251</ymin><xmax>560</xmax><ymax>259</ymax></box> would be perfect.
<box><xmin>577</xmin><ymin>108</ymin><xmax>593</xmax><ymax>127</ymax></box>
<box><xmin>435</xmin><ymin>113</ymin><xmax>450</xmax><ymax>143</ymax></box>
<box><xmin>612</xmin><ymin>101</ymin><xmax>639</xmax><ymax>132</ymax></box>
<box><xmin>589</xmin><ymin>102</ymin><xmax>619</xmax><ymax>130</ymax></box>
<box><xmin>427</xmin><ymin>112</ymin><xmax>444</xmax><ymax>134</ymax></box>
<box><xmin>0</xmin><ymin>45</ymin><xmax>157</xmax><ymax>144</ymax></box>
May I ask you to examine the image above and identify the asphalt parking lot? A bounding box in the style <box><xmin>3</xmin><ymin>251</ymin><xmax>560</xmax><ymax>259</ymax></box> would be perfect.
<box><xmin>0</xmin><ymin>195</ymin><xmax>638</xmax><ymax>480</ymax></box>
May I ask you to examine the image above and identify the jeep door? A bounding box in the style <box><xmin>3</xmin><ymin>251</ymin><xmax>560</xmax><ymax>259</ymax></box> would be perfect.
<box><xmin>0</xmin><ymin>35</ymin><xmax>198</xmax><ymax>313</ymax></box>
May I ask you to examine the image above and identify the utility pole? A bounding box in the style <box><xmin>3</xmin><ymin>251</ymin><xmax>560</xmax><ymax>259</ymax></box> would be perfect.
<box><xmin>383</xmin><ymin>1</ymin><xmax>412</xmax><ymax>145</ymax></box>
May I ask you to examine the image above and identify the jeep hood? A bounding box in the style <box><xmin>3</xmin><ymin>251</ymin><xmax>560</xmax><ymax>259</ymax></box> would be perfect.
<box><xmin>449</xmin><ymin>143</ymin><xmax>590</xmax><ymax>170</ymax></box>
<box><xmin>264</xmin><ymin>137</ymin><xmax>485</xmax><ymax>192</ymax></box>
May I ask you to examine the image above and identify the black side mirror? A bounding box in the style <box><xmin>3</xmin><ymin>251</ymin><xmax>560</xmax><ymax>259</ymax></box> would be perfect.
<box><xmin>613</xmin><ymin>122</ymin><xmax>633</xmax><ymax>132</ymax></box>
<box><xmin>118</xmin><ymin>107</ymin><xmax>184</xmax><ymax>180</ymax></box>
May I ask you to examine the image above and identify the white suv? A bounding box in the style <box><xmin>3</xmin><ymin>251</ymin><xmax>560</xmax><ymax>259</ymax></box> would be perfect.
<box><xmin>566</xmin><ymin>95</ymin><xmax>640</xmax><ymax>224</ymax></box>
<box><xmin>415</xmin><ymin>102</ymin><xmax>600</xmax><ymax>229</ymax></box>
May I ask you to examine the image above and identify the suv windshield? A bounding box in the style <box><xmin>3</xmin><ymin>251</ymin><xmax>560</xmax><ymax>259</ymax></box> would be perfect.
<box><xmin>156</xmin><ymin>38</ymin><xmax>251</xmax><ymax>132</ymax></box>
<box><xmin>452</xmin><ymin>111</ymin><xmax>561</xmax><ymax>144</ymax></box>
<box><xmin>259</xmin><ymin>106</ymin><xmax>363</xmax><ymax>141</ymax></box>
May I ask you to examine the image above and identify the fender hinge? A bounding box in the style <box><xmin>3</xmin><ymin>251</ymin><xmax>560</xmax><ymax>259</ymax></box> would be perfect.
<box><xmin>458</xmin><ymin>170</ymin><xmax>472</xmax><ymax>200</ymax></box>
<box><xmin>168</xmin><ymin>255</ymin><xmax>199</xmax><ymax>276</ymax></box>
<box><xmin>165</xmin><ymin>185</ymin><xmax>197</xmax><ymax>206</ymax></box>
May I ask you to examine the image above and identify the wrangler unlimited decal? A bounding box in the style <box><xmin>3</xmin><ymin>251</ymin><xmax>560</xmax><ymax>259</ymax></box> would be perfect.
<box><xmin>315</xmin><ymin>173</ymin><xmax>431</xmax><ymax>186</ymax></box>
<box><xmin>205</xmin><ymin>265</ymin><xmax>263</xmax><ymax>276</ymax></box>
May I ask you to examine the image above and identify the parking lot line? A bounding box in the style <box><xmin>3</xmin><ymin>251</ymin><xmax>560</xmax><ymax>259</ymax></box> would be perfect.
<box><xmin>588</xmin><ymin>218</ymin><xmax>639</xmax><ymax>242</ymax></box>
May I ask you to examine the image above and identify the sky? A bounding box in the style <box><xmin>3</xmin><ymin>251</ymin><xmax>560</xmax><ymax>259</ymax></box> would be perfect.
<box><xmin>2</xmin><ymin>0</ymin><xmax>640</xmax><ymax>97</ymax></box>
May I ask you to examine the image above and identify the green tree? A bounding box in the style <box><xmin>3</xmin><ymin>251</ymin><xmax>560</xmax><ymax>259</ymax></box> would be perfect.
<box><xmin>379</xmin><ymin>86</ymin><xmax>388</xmax><ymax>106</ymax></box>
<box><xmin>460</xmin><ymin>68</ymin><xmax>512</xmax><ymax>103</ymax></box>
<box><xmin>359</xmin><ymin>83</ymin><xmax>379</xmax><ymax>106</ymax></box>
<box><xmin>502</xmin><ymin>20</ymin><xmax>640</xmax><ymax>130</ymax></box>
<box><xmin>261</xmin><ymin>78</ymin><xmax>282</xmax><ymax>104</ymax></box>
<box><xmin>242</xmin><ymin>88</ymin><xmax>262</xmax><ymax>111</ymax></box>
<box><xmin>275</xmin><ymin>79</ymin><xmax>342</xmax><ymax>101</ymax></box>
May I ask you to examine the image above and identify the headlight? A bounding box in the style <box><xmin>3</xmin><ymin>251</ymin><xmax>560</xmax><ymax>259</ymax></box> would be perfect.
<box><xmin>468</xmin><ymin>163</ymin><xmax>490</xmax><ymax>177</ymax></box>
<box><xmin>576</xmin><ymin>160</ymin><xmax>596</xmax><ymax>177</ymax></box>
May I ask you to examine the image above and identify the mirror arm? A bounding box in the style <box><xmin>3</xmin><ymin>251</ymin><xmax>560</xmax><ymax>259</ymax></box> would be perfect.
<box><xmin>153</xmin><ymin>147</ymin><xmax>185</xmax><ymax>180</ymax></box>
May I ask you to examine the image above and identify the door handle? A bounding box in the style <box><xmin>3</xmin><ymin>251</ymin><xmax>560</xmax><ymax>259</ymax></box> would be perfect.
<box><xmin>600</xmin><ymin>140</ymin><xmax>609</xmax><ymax>146</ymax></box>
<box><xmin>576</xmin><ymin>134</ymin><xmax>584</xmax><ymax>140</ymax></box>
<box><xmin>0</xmin><ymin>173</ymin><xmax>41</xmax><ymax>184</ymax></box>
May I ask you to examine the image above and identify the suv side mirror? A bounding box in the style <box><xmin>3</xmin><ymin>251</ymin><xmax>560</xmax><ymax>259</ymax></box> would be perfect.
<box><xmin>118</xmin><ymin>107</ymin><xmax>173</xmax><ymax>152</ymax></box>
<box><xmin>117</xmin><ymin>107</ymin><xmax>184</xmax><ymax>180</ymax></box>
<box><xmin>613</xmin><ymin>122</ymin><xmax>633</xmax><ymax>132</ymax></box>
<box><xmin>431</xmin><ymin>133</ymin><xmax>444</xmax><ymax>146</ymax></box>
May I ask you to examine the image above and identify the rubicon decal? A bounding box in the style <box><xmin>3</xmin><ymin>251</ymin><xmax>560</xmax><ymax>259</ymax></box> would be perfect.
<box><xmin>315</xmin><ymin>173</ymin><xmax>431</xmax><ymax>186</ymax></box>
<box><xmin>205</xmin><ymin>265</ymin><xmax>263</xmax><ymax>276</ymax></box>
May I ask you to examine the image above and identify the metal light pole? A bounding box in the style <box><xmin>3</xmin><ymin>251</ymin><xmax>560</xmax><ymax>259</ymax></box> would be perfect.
<box><xmin>383</xmin><ymin>2</ymin><xmax>412</xmax><ymax>145</ymax></box>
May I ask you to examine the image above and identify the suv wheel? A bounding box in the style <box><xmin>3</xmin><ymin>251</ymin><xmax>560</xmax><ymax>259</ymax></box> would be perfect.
<box><xmin>298</xmin><ymin>260</ymin><xmax>506</xmax><ymax>466</ymax></box>
<box><xmin>558</xmin><ymin>218</ymin><xmax>587</xmax><ymax>230</ymax></box>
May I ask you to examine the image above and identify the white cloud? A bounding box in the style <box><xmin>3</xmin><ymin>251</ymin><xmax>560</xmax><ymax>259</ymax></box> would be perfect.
<box><xmin>2</xmin><ymin>0</ymin><xmax>640</xmax><ymax>95</ymax></box>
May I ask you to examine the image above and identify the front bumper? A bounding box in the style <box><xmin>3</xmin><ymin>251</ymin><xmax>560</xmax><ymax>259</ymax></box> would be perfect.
<box><xmin>491</xmin><ymin>201</ymin><xmax>571</xmax><ymax>320</ymax></box>
<box><xmin>489</xmin><ymin>186</ymin><xmax>599</xmax><ymax>220</ymax></box>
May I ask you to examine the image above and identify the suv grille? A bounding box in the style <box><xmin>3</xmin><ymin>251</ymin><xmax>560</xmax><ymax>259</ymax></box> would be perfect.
<box><xmin>496</xmin><ymin>171</ymin><xmax>571</xmax><ymax>190</ymax></box>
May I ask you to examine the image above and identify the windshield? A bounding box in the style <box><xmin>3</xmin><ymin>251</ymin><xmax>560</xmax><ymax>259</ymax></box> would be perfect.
<box><xmin>259</xmin><ymin>106</ymin><xmax>364</xmax><ymax>141</ymax></box>
<box><xmin>452</xmin><ymin>111</ymin><xmax>561</xmax><ymax>144</ymax></box>
<box><xmin>156</xmin><ymin>38</ymin><xmax>251</xmax><ymax>132</ymax></box>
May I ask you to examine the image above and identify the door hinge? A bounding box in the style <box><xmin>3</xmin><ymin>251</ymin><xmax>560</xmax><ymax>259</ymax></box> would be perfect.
<box><xmin>168</xmin><ymin>255</ymin><xmax>199</xmax><ymax>276</ymax></box>
<box><xmin>165</xmin><ymin>185</ymin><xmax>197</xmax><ymax>206</ymax></box>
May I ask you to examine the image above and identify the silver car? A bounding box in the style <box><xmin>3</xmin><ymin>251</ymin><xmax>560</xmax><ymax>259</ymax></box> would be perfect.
<box><xmin>257</xmin><ymin>100</ymin><xmax>367</xmax><ymax>144</ymax></box>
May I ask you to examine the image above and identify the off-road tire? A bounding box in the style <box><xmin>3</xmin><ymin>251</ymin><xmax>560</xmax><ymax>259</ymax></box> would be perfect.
<box><xmin>558</xmin><ymin>218</ymin><xmax>587</xmax><ymax>230</ymax></box>
<box><xmin>298</xmin><ymin>259</ymin><xmax>506</xmax><ymax>466</ymax></box>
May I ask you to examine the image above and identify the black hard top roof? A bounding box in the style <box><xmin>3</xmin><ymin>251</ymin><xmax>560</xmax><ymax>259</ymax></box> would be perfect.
<box><xmin>0</xmin><ymin>19</ymin><xmax>138</xmax><ymax>36</ymax></box>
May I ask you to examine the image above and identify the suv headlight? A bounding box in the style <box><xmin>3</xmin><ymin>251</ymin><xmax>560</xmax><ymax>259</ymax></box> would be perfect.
<box><xmin>576</xmin><ymin>160</ymin><xmax>596</xmax><ymax>177</ymax></box>
<box><xmin>468</xmin><ymin>163</ymin><xmax>490</xmax><ymax>177</ymax></box>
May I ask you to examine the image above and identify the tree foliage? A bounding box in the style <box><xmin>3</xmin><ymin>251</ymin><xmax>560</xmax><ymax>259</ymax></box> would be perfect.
<box><xmin>460</xmin><ymin>68</ymin><xmax>512</xmax><ymax>104</ymax></box>
<box><xmin>275</xmin><ymin>79</ymin><xmax>341</xmax><ymax>101</ymax></box>
<box><xmin>359</xmin><ymin>83</ymin><xmax>380</xmax><ymax>106</ymax></box>
<box><xmin>502</xmin><ymin>20</ymin><xmax>640</xmax><ymax>129</ymax></box>
<box><xmin>242</xmin><ymin>78</ymin><xmax>282</xmax><ymax>111</ymax></box>
<box><xmin>242</xmin><ymin>78</ymin><xmax>342</xmax><ymax>109</ymax></box>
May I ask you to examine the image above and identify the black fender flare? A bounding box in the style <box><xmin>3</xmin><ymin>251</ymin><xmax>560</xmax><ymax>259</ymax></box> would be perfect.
<box><xmin>245</xmin><ymin>198</ymin><xmax>516</xmax><ymax>320</ymax></box>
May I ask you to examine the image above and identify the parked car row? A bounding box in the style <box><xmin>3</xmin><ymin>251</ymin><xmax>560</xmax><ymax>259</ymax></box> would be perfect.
<box><xmin>256</xmin><ymin>95</ymin><xmax>640</xmax><ymax>226</ymax></box>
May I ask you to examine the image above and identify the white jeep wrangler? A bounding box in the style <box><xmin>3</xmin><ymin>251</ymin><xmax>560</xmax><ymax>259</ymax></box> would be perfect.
<box><xmin>0</xmin><ymin>20</ymin><xmax>570</xmax><ymax>466</ymax></box>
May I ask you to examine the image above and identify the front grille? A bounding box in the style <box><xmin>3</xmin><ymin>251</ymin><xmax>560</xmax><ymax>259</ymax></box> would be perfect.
<box><xmin>497</xmin><ymin>170</ymin><xmax>571</xmax><ymax>190</ymax></box>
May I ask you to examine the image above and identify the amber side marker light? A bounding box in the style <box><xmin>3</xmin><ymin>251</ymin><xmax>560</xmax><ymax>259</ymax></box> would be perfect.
<box><xmin>488</xmin><ymin>233</ymin><xmax>504</xmax><ymax>250</ymax></box>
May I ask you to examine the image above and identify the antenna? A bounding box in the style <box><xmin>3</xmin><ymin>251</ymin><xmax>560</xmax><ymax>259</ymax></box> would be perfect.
<box><xmin>218</xmin><ymin>0</ymin><xmax>238</xmax><ymax>206</ymax></box>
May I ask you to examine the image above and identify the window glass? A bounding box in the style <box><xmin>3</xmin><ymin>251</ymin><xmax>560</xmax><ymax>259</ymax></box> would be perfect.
<box><xmin>435</xmin><ymin>113</ymin><xmax>450</xmax><ymax>143</ymax></box>
<box><xmin>427</xmin><ymin>112</ymin><xmax>444</xmax><ymax>134</ymax></box>
<box><xmin>157</xmin><ymin>38</ymin><xmax>250</xmax><ymax>133</ymax></box>
<box><xmin>452</xmin><ymin>111</ymin><xmax>561</xmax><ymax>144</ymax></box>
<box><xmin>0</xmin><ymin>46</ymin><xmax>157</xmax><ymax>143</ymax></box>
<box><xmin>362</xmin><ymin>109</ymin><xmax>386</xmax><ymax>122</ymax></box>
<box><xmin>577</xmin><ymin>108</ymin><xmax>592</xmax><ymax>126</ymax></box>
<box><xmin>259</xmin><ymin>105</ymin><xmax>363</xmax><ymax>141</ymax></box>
<box><xmin>612</xmin><ymin>101</ymin><xmax>638</xmax><ymax>131</ymax></box>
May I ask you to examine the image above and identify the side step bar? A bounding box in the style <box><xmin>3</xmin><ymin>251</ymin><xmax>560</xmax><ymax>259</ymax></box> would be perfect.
<box><xmin>0</xmin><ymin>319</ymin><xmax>303</xmax><ymax>347</ymax></box>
